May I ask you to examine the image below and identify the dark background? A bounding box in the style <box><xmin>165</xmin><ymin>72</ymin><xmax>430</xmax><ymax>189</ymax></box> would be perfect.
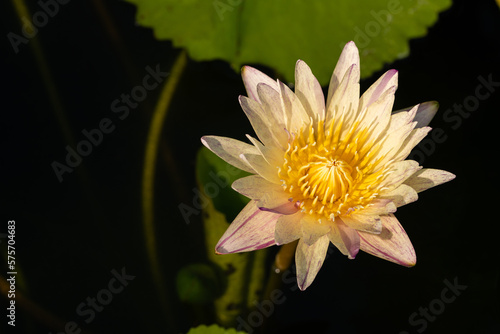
<box><xmin>1</xmin><ymin>0</ymin><xmax>499</xmax><ymax>333</ymax></box>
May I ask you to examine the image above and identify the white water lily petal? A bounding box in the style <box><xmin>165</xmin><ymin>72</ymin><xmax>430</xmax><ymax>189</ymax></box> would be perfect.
<box><xmin>359</xmin><ymin>69</ymin><xmax>398</xmax><ymax>111</ymax></box>
<box><xmin>201</xmin><ymin>135</ymin><xmax>257</xmax><ymax>173</ymax></box>
<box><xmin>296</xmin><ymin>235</ymin><xmax>330</xmax><ymax>291</ymax></box>
<box><xmin>389</xmin><ymin>104</ymin><xmax>419</xmax><ymax>133</ymax></box>
<box><xmin>246</xmin><ymin>135</ymin><xmax>283</xmax><ymax>169</ymax></box>
<box><xmin>233</xmin><ymin>174</ymin><xmax>298</xmax><ymax>215</ymax></box>
<box><xmin>355</xmin><ymin>85</ymin><xmax>396</xmax><ymax>144</ymax></box>
<box><xmin>239</xmin><ymin>95</ymin><xmax>280</xmax><ymax>148</ymax></box>
<box><xmin>359</xmin><ymin>199</ymin><xmax>397</xmax><ymax>216</ymax></box>
<box><xmin>371</xmin><ymin>120</ymin><xmax>417</xmax><ymax>168</ymax></box>
<box><xmin>275</xmin><ymin>211</ymin><xmax>303</xmax><ymax>245</ymax></box>
<box><xmin>257</xmin><ymin>83</ymin><xmax>288</xmax><ymax>148</ymax></box>
<box><xmin>394</xmin><ymin>101</ymin><xmax>439</xmax><ymax>128</ymax></box>
<box><xmin>232</xmin><ymin>174</ymin><xmax>281</xmax><ymax>198</ymax></box>
<box><xmin>241</xmin><ymin>66</ymin><xmax>279</xmax><ymax>103</ymax></box>
<box><xmin>358</xmin><ymin>214</ymin><xmax>416</xmax><ymax>267</ymax></box>
<box><xmin>413</xmin><ymin>101</ymin><xmax>439</xmax><ymax>128</ymax></box>
<box><xmin>392</xmin><ymin>126</ymin><xmax>432</xmax><ymax>162</ymax></box>
<box><xmin>380</xmin><ymin>184</ymin><xmax>418</xmax><ymax>207</ymax></box>
<box><xmin>340</xmin><ymin>214</ymin><xmax>382</xmax><ymax>234</ymax></box>
<box><xmin>327</xmin><ymin>41</ymin><xmax>359</xmax><ymax>105</ymax></box>
<box><xmin>215</xmin><ymin>200</ymin><xmax>279</xmax><ymax>254</ymax></box>
<box><xmin>404</xmin><ymin>168</ymin><xmax>456</xmax><ymax>193</ymax></box>
<box><xmin>326</xmin><ymin>64</ymin><xmax>360</xmax><ymax>133</ymax></box>
<box><xmin>300</xmin><ymin>214</ymin><xmax>331</xmax><ymax>246</ymax></box>
<box><xmin>240</xmin><ymin>153</ymin><xmax>280</xmax><ymax>184</ymax></box>
<box><xmin>295</xmin><ymin>60</ymin><xmax>326</xmax><ymax>121</ymax></box>
<box><xmin>328</xmin><ymin>220</ymin><xmax>360</xmax><ymax>259</ymax></box>
<box><xmin>279</xmin><ymin>80</ymin><xmax>310</xmax><ymax>131</ymax></box>
<box><xmin>380</xmin><ymin>160</ymin><xmax>421</xmax><ymax>190</ymax></box>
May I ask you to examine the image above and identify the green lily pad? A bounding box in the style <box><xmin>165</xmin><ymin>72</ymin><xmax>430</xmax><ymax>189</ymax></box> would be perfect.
<box><xmin>127</xmin><ymin>0</ymin><xmax>451</xmax><ymax>83</ymax></box>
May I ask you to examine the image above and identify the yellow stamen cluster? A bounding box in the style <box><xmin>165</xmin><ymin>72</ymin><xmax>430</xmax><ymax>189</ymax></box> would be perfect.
<box><xmin>278</xmin><ymin>118</ymin><xmax>391</xmax><ymax>220</ymax></box>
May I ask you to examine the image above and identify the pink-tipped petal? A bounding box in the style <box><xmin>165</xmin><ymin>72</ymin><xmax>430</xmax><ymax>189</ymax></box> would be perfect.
<box><xmin>413</xmin><ymin>101</ymin><xmax>439</xmax><ymax>128</ymax></box>
<box><xmin>327</xmin><ymin>41</ymin><xmax>360</xmax><ymax>104</ymax></box>
<box><xmin>328</xmin><ymin>220</ymin><xmax>360</xmax><ymax>259</ymax></box>
<box><xmin>295</xmin><ymin>60</ymin><xmax>326</xmax><ymax>120</ymax></box>
<box><xmin>359</xmin><ymin>69</ymin><xmax>398</xmax><ymax>111</ymax></box>
<box><xmin>215</xmin><ymin>200</ymin><xmax>280</xmax><ymax>254</ymax></box>
<box><xmin>404</xmin><ymin>168</ymin><xmax>456</xmax><ymax>193</ymax></box>
<box><xmin>295</xmin><ymin>235</ymin><xmax>330</xmax><ymax>291</ymax></box>
<box><xmin>356</xmin><ymin>85</ymin><xmax>396</xmax><ymax>143</ymax></box>
<box><xmin>201</xmin><ymin>136</ymin><xmax>258</xmax><ymax>173</ymax></box>
<box><xmin>358</xmin><ymin>214</ymin><xmax>416</xmax><ymax>267</ymax></box>
<box><xmin>275</xmin><ymin>211</ymin><xmax>303</xmax><ymax>245</ymax></box>
<box><xmin>241</xmin><ymin>66</ymin><xmax>279</xmax><ymax>103</ymax></box>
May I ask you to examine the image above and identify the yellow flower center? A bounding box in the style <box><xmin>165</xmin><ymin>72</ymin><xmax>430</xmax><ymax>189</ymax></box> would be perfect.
<box><xmin>278</xmin><ymin>119</ymin><xmax>388</xmax><ymax>220</ymax></box>
<box><xmin>299</xmin><ymin>158</ymin><xmax>353</xmax><ymax>205</ymax></box>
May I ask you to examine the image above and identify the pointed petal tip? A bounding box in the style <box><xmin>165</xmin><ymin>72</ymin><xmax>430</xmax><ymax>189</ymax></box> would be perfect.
<box><xmin>424</xmin><ymin>100</ymin><xmax>439</xmax><ymax>109</ymax></box>
<box><xmin>405</xmin><ymin>258</ymin><xmax>417</xmax><ymax>267</ymax></box>
<box><xmin>359</xmin><ymin>214</ymin><xmax>417</xmax><ymax>266</ymax></box>
<box><xmin>447</xmin><ymin>172</ymin><xmax>457</xmax><ymax>181</ymax></box>
<box><xmin>345</xmin><ymin>40</ymin><xmax>356</xmax><ymax>47</ymax></box>
<box><xmin>241</xmin><ymin>65</ymin><xmax>252</xmax><ymax>73</ymax></box>
<box><xmin>347</xmin><ymin>247</ymin><xmax>359</xmax><ymax>259</ymax></box>
<box><xmin>342</xmin><ymin>41</ymin><xmax>359</xmax><ymax>53</ymax></box>
<box><xmin>398</xmin><ymin>253</ymin><xmax>416</xmax><ymax>267</ymax></box>
<box><xmin>215</xmin><ymin>246</ymin><xmax>227</xmax><ymax>255</ymax></box>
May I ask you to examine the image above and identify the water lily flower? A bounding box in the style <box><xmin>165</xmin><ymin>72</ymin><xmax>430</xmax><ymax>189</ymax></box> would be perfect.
<box><xmin>201</xmin><ymin>41</ymin><xmax>455</xmax><ymax>291</ymax></box>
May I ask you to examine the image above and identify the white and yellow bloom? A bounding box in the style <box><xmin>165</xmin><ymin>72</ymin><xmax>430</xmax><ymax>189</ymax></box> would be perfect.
<box><xmin>201</xmin><ymin>42</ymin><xmax>455</xmax><ymax>290</ymax></box>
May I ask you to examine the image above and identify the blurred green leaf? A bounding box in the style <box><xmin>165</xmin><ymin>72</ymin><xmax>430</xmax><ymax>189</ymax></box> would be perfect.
<box><xmin>186</xmin><ymin>324</ymin><xmax>246</xmax><ymax>334</ymax></box>
<box><xmin>176</xmin><ymin>263</ymin><xmax>224</xmax><ymax>304</ymax></box>
<box><xmin>195</xmin><ymin>147</ymin><xmax>267</xmax><ymax>327</ymax></box>
<box><xmin>196</xmin><ymin>146</ymin><xmax>250</xmax><ymax>223</ymax></box>
<box><xmin>126</xmin><ymin>0</ymin><xmax>451</xmax><ymax>83</ymax></box>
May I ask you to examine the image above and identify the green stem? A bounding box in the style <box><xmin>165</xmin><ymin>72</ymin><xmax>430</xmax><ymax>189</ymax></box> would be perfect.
<box><xmin>11</xmin><ymin>0</ymin><xmax>74</xmax><ymax>146</ymax></box>
<box><xmin>141</xmin><ymin>50</ymin><xmax>187</xmax><ymax>331</ymax></box>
